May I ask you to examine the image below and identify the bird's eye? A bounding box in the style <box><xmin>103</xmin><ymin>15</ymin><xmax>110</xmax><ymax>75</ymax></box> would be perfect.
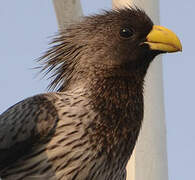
<box><xmin>119</xmin><ymin>28</ymin><xmax>134</xmax><ymax>38</ymax></box>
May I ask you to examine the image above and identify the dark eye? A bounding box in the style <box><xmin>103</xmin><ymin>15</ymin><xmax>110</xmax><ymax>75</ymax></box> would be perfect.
<box><xmin>119</xmin><ymin>27</ymin><xmax>134</xmax><ymax>38</ymax></box>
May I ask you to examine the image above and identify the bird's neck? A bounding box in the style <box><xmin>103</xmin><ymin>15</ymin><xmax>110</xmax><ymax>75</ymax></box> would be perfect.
<box><xmin>85</xmin><ymin>72</ymin><xmax>145</xmax><ymax>164</ymax></box>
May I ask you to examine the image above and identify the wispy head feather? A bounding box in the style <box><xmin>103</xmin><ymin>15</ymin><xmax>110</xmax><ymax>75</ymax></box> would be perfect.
<box><xmin>38</xmin><ymin>28</ymin><xmax>87</xmax><ymax>91</ymax></box>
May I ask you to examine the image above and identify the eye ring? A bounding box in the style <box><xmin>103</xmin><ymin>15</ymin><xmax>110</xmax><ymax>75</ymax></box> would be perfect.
<box><xmin>119</xmin><ymin>27</ymin><xmax>134</xmax><ymax>38</ymax></box>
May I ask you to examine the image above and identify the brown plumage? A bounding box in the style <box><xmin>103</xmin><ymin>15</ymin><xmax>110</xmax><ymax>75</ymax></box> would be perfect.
<box><xmin>0</xmin><ymin>7</ymin><xmax>181</xmax><ymax>180</ymax></box>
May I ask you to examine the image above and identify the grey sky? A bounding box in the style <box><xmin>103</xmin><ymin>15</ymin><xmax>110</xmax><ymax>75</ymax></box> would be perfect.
<box><xmin>0</xmin><ymin>0</ymin><xmax>194</xmax><ymax>179</ymax></box>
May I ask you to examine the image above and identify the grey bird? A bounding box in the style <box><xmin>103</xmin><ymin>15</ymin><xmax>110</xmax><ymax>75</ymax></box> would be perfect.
<box><xmin>0</xmin><ymin>7</ymin><xmax>182</xmax><ymax>180</ymax></box>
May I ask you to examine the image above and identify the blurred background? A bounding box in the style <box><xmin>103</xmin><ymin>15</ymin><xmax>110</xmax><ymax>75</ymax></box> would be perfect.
<box><xmin>0</xmin><ymin>1</ymin><xmax>193</xmax><ymax>179</ymax></box>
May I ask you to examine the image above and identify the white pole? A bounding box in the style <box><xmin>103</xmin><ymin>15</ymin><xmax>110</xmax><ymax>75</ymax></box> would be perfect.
<box><xmin>52</xmin><ymin>0</ymin><xmax>83</xmax><ymax>30</ymax></box>
<box><xmin>112</xmin><ymin>0</ymin><xmax>168</xmax><ymax>180</ymax></box>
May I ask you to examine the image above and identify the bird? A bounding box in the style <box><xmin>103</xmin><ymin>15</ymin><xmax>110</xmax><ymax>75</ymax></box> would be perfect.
<box><xmin>0</xmin><ymin>7</ymin><xmax>182</xmax><ymax>180</ymax></box>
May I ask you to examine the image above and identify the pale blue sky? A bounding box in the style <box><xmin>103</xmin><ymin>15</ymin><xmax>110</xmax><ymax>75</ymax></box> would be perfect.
<box><xmin>0</xmin><ymin>1</ymin><xmax>194</xmax><ymax>179</ymax></box>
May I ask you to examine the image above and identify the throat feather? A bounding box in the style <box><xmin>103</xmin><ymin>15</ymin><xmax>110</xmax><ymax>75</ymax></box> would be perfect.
<box><xmin>87</xmin><ymin>76</ymin><xmax>144</xmax><ymax>158</ymax></box>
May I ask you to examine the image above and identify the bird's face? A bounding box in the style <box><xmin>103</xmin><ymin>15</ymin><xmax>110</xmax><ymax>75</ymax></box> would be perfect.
<box><xmin>81</xmin><ymin>8</ymin><xmax>182</xmax><ymax>72</ymax></box>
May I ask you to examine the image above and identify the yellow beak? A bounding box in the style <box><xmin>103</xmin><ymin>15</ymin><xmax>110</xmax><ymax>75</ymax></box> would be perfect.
<box><xmin>145</xmin><ymin>25</ymin><xmax>182</xmax><ymax>53</ymax></box>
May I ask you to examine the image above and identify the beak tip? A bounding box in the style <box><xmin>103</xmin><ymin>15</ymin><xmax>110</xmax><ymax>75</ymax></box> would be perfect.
<box><xmin>180</xmin><ymin>45</ymin><xmax>183</xmax><ymax>52</ymax></box>
<box><xmin>178</xmin><ymin>40</ymin><xmax>183</xmax><ymax>52</ymax></box>
<box><xmin>146</xmin><ymin>25</ymin><xmax>182</xmax><ymax>53</ymax></box>
<box><xmin>177</xmin><ymin>43</ymin><xmax>182</xmax><ymax>52</ymax></box>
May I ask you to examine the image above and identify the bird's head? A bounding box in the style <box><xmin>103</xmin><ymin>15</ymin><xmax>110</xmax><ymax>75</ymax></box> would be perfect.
<box><xmin>40</xmin><ymin>7</ymin><xmax>182</xmax><ymax>91</ymax></box>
